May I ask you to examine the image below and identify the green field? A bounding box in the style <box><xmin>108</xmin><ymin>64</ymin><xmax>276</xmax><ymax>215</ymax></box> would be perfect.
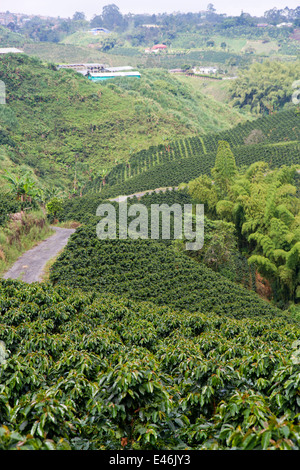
<box><xmin>0</xmin><ymin>13</ymin><xmax>300</xmax><ymax>451</ymax></box>
<box><xmin>0</xmin><ymin>53</ymin><xmax>248</xmax><ymax>193</ymax></box>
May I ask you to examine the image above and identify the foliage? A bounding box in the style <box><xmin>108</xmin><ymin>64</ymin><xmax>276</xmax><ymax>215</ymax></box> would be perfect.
<box><xmin>211</xmin><ymin>141</ymin><xmax>237</xmax><ymax>196</ymax></box>
<box><xmin>229</xmin><ymin>61</ymin><xmax>300</xmax><ymax>114</ymax></box>
<box><xmin>3</xmin><ymin>170</ymin><xmax>43</xmax><ymax>207</ymax></box>
<box><xmin>85</xmin><ymin>108</ymin><xmax>300</xmax><ymax>197</ymax></box>
<box><xmin>189</xmin><ymin>163</ymin><xmax>300</xmax><ymax>304</ymax></box>
<box><xmin>0</xmin><ymin>54</ymin><xmax>246</xmax><ymax>193</ymax></box>
<box><xmin>0</xmin><ymin>191</ymin><xmax>20</xmax><ymax>227</ymax></box>
<box><xmin>0</xmin><ymin>279</ymin><xmax>299</xmax><ymax>450</ymax></box>
<box><xmin>46</xmin><ymin>197</ymin><xmax>64</xmax><ymax>221</ymax></box>
<box><xmin>49</xmin><ymin>214</ymin><xmax>282</xmax><ymax>320</ymax></box>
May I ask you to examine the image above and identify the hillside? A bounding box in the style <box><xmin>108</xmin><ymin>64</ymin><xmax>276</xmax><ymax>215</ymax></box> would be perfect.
<box><xmin>0</xmin><ymin>25</ymin><xmax>30</xmax><ymax>48</ymax></box>
<box><xmin>86</xmin><ymin>108</ymin><xmax>300</xmax><ymax>197</ymax></box>
<box><xmin>49</xmin><ymin>199</ymin><xmax>281</xmax><ymax>320</ymax></box>
<box><xmin>0</xmin><ymin>10</ymin><xmax>300</xmax><ymax>454</ymax></box>
<box><xmin>0</xmin><ymin>53</ymin><xmax>247</xmax><ymax>193</ymax></box>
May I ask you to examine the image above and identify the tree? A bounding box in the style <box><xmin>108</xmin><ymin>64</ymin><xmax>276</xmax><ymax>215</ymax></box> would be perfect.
<box><xmin>46</xmin><ymin>197</ymin><xmax>63</xmax><ymax>221</ymax></box>
<box><xmin>3</xmin><ymin>170</ymin><xmax>42</xmax><ymax>205</ymax></box>
<box><xmin>211</xmin><ymin>141</ymin><xmax>237</xmax><ymax>196</ymax></box>
<box><xmin>101</xmin><ymin>4</ymin><xmax>126</xmax><ymax>30</ymax></box>
<box><xmin>207</xmin><ymin>3</ymin><xmax>216</xmax><ymax>13</ymax></box>
<box><xmin>229</xmin><ymin>61</ymin><xmax>300</xmax><ymax>115</ymax></box>
<box><xmin>73</xmin><ymin>12</ymin><xmax>86</xmax><ymax>21</ymax></box>
<box><xmin>188</xmin><ymin>174</ymin><xmax>218</xmax><ymax>216</ymax></box>
<box><xmin>205</xmin><ymin>162</ymin><xmax>300</xmax><ymax>303</ymax></box>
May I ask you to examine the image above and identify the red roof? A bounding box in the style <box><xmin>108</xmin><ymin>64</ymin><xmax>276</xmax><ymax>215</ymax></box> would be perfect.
<box><xmin>152</xmin><ymin>44</ymin><xmax>167</xmax><ymax>49</ymax></box>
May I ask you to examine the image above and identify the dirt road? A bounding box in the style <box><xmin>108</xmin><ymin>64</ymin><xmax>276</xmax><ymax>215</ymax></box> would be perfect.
<box><xmin>3</xmin><ymin>226</ymin><xmax>75</xmax><ymax>284</ymax></box>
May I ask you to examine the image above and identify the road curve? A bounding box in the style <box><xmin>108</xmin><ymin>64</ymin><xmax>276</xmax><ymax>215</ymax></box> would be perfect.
<box><xmin>109</xmin><ymin>186</ymin><xmax>179</xmax><ymax>202</ymax></box>
<box><xmin>2</xmin><ymin>185</ymin><xmax>181</xmax><ymax>284</ymax></box>
<box><xmin>3</xmin><ymin>226</ymin><xmax>76</xmax><ymax>284</ymax></box>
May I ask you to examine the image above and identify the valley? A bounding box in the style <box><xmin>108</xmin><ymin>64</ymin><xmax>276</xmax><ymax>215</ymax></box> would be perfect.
<box><xmin>0</xmin><ymin>3</ymin><xmax>299</xmax><ymax>453</ymax></box>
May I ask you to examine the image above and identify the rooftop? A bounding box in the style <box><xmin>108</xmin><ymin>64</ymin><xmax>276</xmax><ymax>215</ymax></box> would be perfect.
<box><xmin>0</xmin><ymin>48</ymin><xmax>24</xmax><ymax>54</ymax></box>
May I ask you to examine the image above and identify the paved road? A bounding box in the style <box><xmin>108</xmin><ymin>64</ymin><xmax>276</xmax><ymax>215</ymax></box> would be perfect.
<box><xmin>109</xmin><ymin>186</ymin><xmax>179</xmax><ymax>202</ymax></box>
<box><xmin>3</xmin><ymin>185</ymin><xmax>181</xmax><ymax>284</ymax></box>
<box><xmin>3</xmin><ymin>226</ymin><xmax>76</xmax><ymax>284</ymax></box>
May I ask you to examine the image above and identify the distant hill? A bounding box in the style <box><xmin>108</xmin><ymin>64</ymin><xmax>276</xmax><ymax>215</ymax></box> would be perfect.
<box><xmin>0</xmin><ymin>25</ymin><xmax>30</xmax><ymax>47</ymax></box>
<box><xmin>0</xmin><ymin>53</ymin><xmax>247</xmax><ymax>193</ymax></box>
<box><xmin>86</xmin><ymin>108</ymin><xmax>300</xmax><ymax>197</ymax></box>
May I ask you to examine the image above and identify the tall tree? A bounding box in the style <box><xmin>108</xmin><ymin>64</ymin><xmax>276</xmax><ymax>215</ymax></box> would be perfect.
<box><xmin>211</xmin><ymin>141</ymin><xmax>237</xmax><ymax>196</ymax></box>
<box><xmin>101</xmin><ymin>4</ymin><xmax>126</xmax><ymax>30</ymax></box>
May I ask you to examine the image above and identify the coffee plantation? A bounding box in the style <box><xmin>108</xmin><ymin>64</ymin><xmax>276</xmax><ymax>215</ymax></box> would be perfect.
<box><xmin>0</xmin><ymin>279</ymin><xmax>299</xmax><ymax>450</ymax></box>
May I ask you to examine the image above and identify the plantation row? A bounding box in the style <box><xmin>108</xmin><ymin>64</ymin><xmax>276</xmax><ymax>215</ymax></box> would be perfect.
<box><xmin>0</xmin><ymin>279</ymin><xmax>299</xmax><ymax>450</ymax></box>
<box><xmin>58</xmin><ymin>189</ymin><xmax>257</xmax><ymax>292</ymax></box>
<box><xmin>49</xmin><ymin>219</ymin><xmax>282</xmax><ymax>320</ymax></box>
<box><xmin>59</xmin><ymin>188</ymin><xmax>192</xmax><ymax>225</ymax></box>
<box><xmin>88</xmin><ymin>109</ymin><xmax>300</xmax><ymax>194</ymax></box>
<box><xmin>95</xmin><ymin>140</ymin><xmax>300</xmax><ymax>199</ymax></box>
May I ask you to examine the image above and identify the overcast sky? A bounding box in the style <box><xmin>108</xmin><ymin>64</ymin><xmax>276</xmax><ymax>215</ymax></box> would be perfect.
<box><xmin>1</xmin><ymin>1</ymin><xmax>299</xmax><ymax>19</ymax></box>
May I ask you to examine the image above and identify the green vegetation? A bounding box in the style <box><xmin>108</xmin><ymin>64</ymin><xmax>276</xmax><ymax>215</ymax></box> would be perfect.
<box><xmin>0</xmin><ymin>279</ymin><xmax>299</xmax><ymax>450</ymax></box>
<box><xmin>230</xmin><ymin>61</ymin><xmax>300</xmax><ymax>114</ymax></box>
<box><xmin>49</xmin><ymin>214</ymin><xmax>280</xmax><ymax>319</ymax></box>
<box><xmin>85</xmin><ymin>108</ymin><xmax>300</xmax><ymax>197</ymax></box>
<box><xmin>0</xmin><ymin>25</ymin><xmax>30</xmax><ymax>48</ymax></box>
<box><xmin>0</xmin><ymin>5</ymin><xmax>300</xmax><ymax>452</ymax></box>
<box><xmin>0</xmin><ymin>53</ymin><xmax>246</xmax><ymax>194</ymax></box>
<box><xmin>188</xmin><ymin>149</ymin><xmax>300</xmax><ymax>306</ymax></box>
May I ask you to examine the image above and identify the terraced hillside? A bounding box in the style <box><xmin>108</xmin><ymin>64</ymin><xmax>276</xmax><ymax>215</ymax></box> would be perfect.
<box><xmin>87</xmin><ymin>108</ymin><xmax>300</xmax><ymax>197</ymax></box>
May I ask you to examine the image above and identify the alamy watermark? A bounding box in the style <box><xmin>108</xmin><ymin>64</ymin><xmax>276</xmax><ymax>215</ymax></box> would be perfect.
<box><xmin>0</xmin><ymin>80</ymin><xmax>6</xmax><ymax>105</ymax></box>
<box><xmin>96</xmin><ymin>201</ymin><xmax>204</xmax><ymax>251</ymax></box>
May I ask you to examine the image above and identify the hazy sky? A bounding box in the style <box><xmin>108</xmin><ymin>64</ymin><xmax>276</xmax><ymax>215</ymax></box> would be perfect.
<box><xmin>1</xmin><ymin>1</ymin><xmax>299</xmax><ymax>19</ymax></box>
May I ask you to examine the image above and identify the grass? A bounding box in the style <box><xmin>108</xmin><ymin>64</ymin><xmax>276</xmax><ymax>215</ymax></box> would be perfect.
<box><xmin>240</xmin><ymin>39</ymin><xmax>280</xmax><ymax>55</ymax></box>
<box><xmin>23</xmin><ymin>42</ymin><xmax>138</xmax><ymax>67</ymax></box>
<box><xmin>0</xmin><ymin>54</ymin><xmax>248</xmax><ymax>194</ymax></box>
<box><xmin>0</xmin><ymin>210</ymin><xmax>54</xmax><ymax>277</ymax></box>
<box><xmin>39</xmin><ymin>249</ymin><xmax>63</xmax><ymax>283</ymax></box>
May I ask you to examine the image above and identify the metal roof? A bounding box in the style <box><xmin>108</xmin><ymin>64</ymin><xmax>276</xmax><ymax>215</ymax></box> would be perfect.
<box><xmin>0</xmin><ymin>48</ymin><xmax>23</xmax><ymax>54</ymax></box>
<box><xmin>105</xmin><ymin>66</ymin><xmax>134</xmax><ymax>72</ymax></box>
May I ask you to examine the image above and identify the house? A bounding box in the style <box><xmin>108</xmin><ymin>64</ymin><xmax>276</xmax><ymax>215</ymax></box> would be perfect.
<box><xmin>88</xmin><ymin>28</ymin><xmax>111</xmax><ymax>35</ymax></box>
<box><xmin>276</xmin><ymin>22</ymin><xmax>293</xmax><ymax>28</ymax></box>
<box><xmin>57</xmin><ymin>63</ymin><xmax>106</xmax><ymax>74</ymax></box>
<box><xmin>145</xmin><ymin>44</ymin><xmax>167</xmax><ymax>54</ymax></box>
<box><xmin>141</xmin><ymin>24</ymin><xmax>160</xmax><ymax>28</ymax></box>
<box><xmin>151</xmin><ymin>44</ymin><xmax>167</xmax><ymax>51</ymax></box>
<box><xmin>105</xmin><ymin>66</ymin><xmax>134</xmax><ymax>72</ymax></box>
<box><xmin>88</xmin><ymin>71</ymin><xmax>141</xmax><ymax>81</ymax></box>
<box><xmin>0</xmin><ymin>48</ymin><xmax>23</xmax><ymax>54</ymax></box>
<box><xmin>193</xmin><ymin>66</ymin><xmax>218</xmax><ymax>75</ymax></box>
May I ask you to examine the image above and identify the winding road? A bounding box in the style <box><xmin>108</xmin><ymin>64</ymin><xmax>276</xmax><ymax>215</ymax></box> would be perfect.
<box><xmin>3</xmin><ymin>226</ymin><xmax>76</xmax><ymax>284</ymax></box>
<box><xmin>2</xmin><ymin>186</ymin><xmax>178</xmax><ymax>284</ymax></box>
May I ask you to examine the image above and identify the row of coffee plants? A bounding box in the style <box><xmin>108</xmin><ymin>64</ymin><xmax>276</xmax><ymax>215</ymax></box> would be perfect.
<box><xmin>57</xmin><ymin>189</ymin><xmax>257</xmax><ymax>293</ymax></box>
<box><xmin>49</xmin><ymin>219</ymin><xmax>282</xmax><ymax>320</ymax></box>
<box><xmin>87</xmin><ymin>108</ymin><xmax>300</xmax><ymax>192</ymax></box>
<box><xmin>0</xmin><ymin>279</ymin><xmax>299</xmax><ymax>450</ymax></box>
<box><xmin>94</xmin><ymin>140</ymin><xmax>300</xmax><ymax>200</ymax></box>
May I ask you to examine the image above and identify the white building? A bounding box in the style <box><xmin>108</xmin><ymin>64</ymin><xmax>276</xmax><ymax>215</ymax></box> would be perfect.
<box><xmin>0</xmin><ymin>48</ymin><xmax>24</xmax><ymax>54</ymax></box>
